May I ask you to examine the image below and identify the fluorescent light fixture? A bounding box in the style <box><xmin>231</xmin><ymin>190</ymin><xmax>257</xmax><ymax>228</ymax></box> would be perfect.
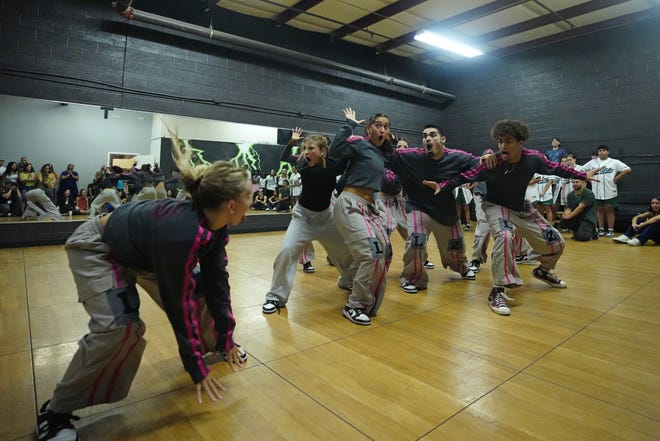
<box><xmin>414</xmin><ymin>31</ymin><xmax>483</xmax><ymax>58</ymax></box>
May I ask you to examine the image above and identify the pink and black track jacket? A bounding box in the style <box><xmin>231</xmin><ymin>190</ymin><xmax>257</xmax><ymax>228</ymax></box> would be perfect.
<box><xmin>102</xmin><ymin>198</ymin><xmax>235</xmax><ymax>384</ymax></box>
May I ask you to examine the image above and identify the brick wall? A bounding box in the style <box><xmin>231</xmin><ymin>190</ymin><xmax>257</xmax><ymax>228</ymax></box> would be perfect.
<box><xmin>436</xmin><ymin>19</ymin><xmax>660</xmax><ymax>192</ymax></box>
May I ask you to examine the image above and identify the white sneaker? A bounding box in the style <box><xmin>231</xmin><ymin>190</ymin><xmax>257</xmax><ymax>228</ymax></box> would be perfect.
<box><xmin>401</xmin><ymin>282</ymin><xmax>418</xmax><ymax>294</ymax></box>
<box><xmin>612</xmin><ymin>234</ymin><xmax>630</xmax><ymax>243</ymax></box>
<box><xmin>627</xmin><ymin>238</ymin><xmax>641</xmax><ymax>246</ymax></box>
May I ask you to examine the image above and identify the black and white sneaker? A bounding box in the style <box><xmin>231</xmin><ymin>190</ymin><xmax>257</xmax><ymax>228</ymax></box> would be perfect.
<box><xmin>468</xmin><ymin>260</ymin><xmax>481</xmax><ymax>273</ymax></box>
<box><xmin>515</xmin><ymin>255</ymin><xmax>537</xmax><ymax>265</ymax></box>
<box><xmin>488</xmin><ymin>287</ymin><xmax>512</xmax><ymax>316</ymax></box>
<box><xmin>532</xmin><ymin>267</ymin><xmax>567</xmax><ymax>288</ymax></box>
<box><xmin>262</xmin><ymin>299</ymin><xmax>285</xmax><ymax>314</ymax></box>
<box><xmin>400</xmin><ymin>282</ymin><xmax>418</xmax><ymax>294</ymax></box>
<box><xmin>461</xmin><ymin>269</ymin><xmax>477</xmax><ymax>280</ymax></box>
<box><xmin>423</xmin><ymin>260</ymin><xmax>434</xmax><ymax>269</ymax></box>
<box><xmin>36</xmin><ymin>401</ymin><xmax>80</xmax><ymax>441</ymax></box>
<box><xmin>342</xmin><ymin>306</ymin><xmax>371</xmax><ymax>325</ymax></box>
<box><xmin>302</xmin><ymin>262</ymin><xmax>315</xmax><ymax>273</ymax></box>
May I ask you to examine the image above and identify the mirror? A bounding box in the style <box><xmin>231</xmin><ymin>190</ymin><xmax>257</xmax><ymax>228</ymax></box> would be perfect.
<box><xmin>0</xmin><ymin>94</ymin><xmax>299</xmax><ymax>223</ymax></box>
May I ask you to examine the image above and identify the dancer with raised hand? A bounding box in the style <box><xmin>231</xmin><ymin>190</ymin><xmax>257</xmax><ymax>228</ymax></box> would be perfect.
<box><xmin>330</xmin><ymin>107</ymin><xmax>393</xmax><ymax>325</ymax></box>
<box><xmin>425</xmin><ymin>119</ymin><xmax>602</xmax><ymax>316</ymax></box>
<box><xmin>263</xmin><ymin>129</ymin><xmax>354</xmax><ymax>314</ymax></box>
<box><xmin>36</xmin><ymin>132</ymin><xmax>251</xmax><ymax>441</ymax></box>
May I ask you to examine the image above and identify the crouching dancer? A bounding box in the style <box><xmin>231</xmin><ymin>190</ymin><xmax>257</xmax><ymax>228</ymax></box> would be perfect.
<box><xmin>36</xmin><ymin>133</ymin><xmax>251</xmax><ymax>440</ymax></box>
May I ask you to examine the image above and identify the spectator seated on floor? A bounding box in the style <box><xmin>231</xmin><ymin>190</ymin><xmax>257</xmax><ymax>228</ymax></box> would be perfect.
<box><xmin>251</xmin><ymin>189</ymin><xmax>267</xmax><ymax>210</ymax></box>
<box><xmin>612</xmin><ymin>196</ymin><xmax>660</xmax><ymax>246</ymax></box>
<box><xmin>613</xmin><ymin>191</ymin><xmax>652</xmax><ymax>232</ymax></box>
<box><xmin>276</xmin><ymin>180</ymin><xmax>292</xmax><ymax>212</ymax></box>
<box><xmin>76</xmin><ymin>190</ymin><xmax>90</xmax><ymax>214</ymax></box>
<box><xmin>560</xmin><ymin>178</ymin><xmax>598</xmax><ymax>241</ymax></box>
<box><xmin>58</xmin><ymin>189</ymin><xmax>79</xmax><ymax>215</ymax></box>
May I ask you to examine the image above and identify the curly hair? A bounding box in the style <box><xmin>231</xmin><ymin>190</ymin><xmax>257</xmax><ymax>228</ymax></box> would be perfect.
<box><xmin>490</xmin><ymin>119</ymin><xmax>530</xmax><ymax>142</ymax></box>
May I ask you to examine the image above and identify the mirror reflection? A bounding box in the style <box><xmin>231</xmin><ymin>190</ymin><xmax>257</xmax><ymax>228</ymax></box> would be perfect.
<box><xmin>0</xmin><ymin>94</ymin><xmax>299</xmax><ymax>223</ymax></box>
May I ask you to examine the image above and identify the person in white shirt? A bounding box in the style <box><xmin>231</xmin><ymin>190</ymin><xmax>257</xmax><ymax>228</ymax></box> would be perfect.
<box><xmin>580</xmin><ymin>145</ymin><xmax>631</xmax><ymax>237</ymax></box>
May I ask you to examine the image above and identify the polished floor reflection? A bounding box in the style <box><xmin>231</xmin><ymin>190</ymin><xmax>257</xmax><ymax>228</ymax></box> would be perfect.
<box><xmin>1</xmin><ymin>230</ymin><xmax>658</xmax><ymax>440</ymax></box>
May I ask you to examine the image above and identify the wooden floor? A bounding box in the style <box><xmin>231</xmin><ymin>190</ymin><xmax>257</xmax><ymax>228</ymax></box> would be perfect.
<box><xmin>1</xmin><ymin>229</ymin><xmax>659</xmax><ymax>440</ymax></box>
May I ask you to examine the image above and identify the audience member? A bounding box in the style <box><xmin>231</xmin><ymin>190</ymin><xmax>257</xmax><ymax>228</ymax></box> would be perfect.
<box><xmin>545</xmin><ymin>137</ymin><xmax>568</xmax><ymax>163</ymax></box>
<box><xmin>75</xmin><ymin>190</ymin><xmax>89</xmax><ymax>214</ymax></box>
<box><xmin>17</xmin><ymin>156</ymin><xmax>29</xmax><ymax>173</ymax></box>
<box><xmin>18</xmin><ymin>162</ymin><xmax>37</xmax><ymax>202</ymax></box>
<box><xmin>0</xmin><ymin>177</ymin><xmax>22</xmax><ymax>217</ymax></box>
<box><xmin>581</xmin><ymin>145</ymin><xmax>631</xmax><ymax>237</ymax></box>
<box><xmin>59</xmin><ymin>163</ymin><xmax>80</xmax><ymax>199</ymax></box>
<box><xmin>533</xmin><ymin>174</ymin><xmax>556</xmax><ymax>223</ymax></box>
<box><xmin>38</xmin><ymin>163</ymin><xmax>59</xmax><ymax>202</ymax></box>
<box><xmin>251</xmin><ymin>189</ymin><xmax>267</xmax><ymax>210</ymax></box>
<box><xmin>560</xmin><ymin>179</ymin><xmax>598</xmax><ymax>241</ymax></box>
<box><xmin>612</xmin><ymin>196</ymin><xmax>660</xmax><ymax>246</ymax></box>
<box><xmin>58</xmin><ymin>189</ymin><xmax>78</xmax><ymax>215</ymax></box>
<box><xmin>3</xmin><ymin>161</ymin><xmax>19</xmax><ymax>185</ymax></box>
<box><xmin>455</xmin><ymin>182</ymin><xmax>476</xmax><ymax>230</ymax></box>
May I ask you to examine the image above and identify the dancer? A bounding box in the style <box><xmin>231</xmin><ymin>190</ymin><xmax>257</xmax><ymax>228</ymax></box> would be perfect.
<box><xmin>263</xmin><ymin>131</ymin><xmax>354</xmax><ymax>314</ymax></box>
<box><xmin>426</xmin><ymin>119</ymin><xmax>602</xmax><ymax>316</ymax></box>
<box><xmin>22</xmin><ymin>188</ymin><xmax>63</xmax><ymax>221</ymax></box>
<box><xmin>330</xmin><ymin>108</ymin><xmax>392</xmax><ymax>325</ymax></box>
<box><xmin>387</xmin><ymin>125</ymin><xmax>485</xmax><ymax>294</ymax></box>
<box><xmin>36</xmin><ymin>133</ymin><xmax>251</xmax><ymax>441</ymax></box>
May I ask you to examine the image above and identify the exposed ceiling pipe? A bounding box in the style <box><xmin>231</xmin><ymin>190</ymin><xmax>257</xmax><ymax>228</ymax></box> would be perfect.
<box><xmin>128</xmin><ymin>9</ymin><xmax>456</xmax><ymax>105</ymax></box>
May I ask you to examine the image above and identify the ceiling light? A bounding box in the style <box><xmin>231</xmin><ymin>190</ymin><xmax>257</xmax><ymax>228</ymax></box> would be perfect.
<box><xmin>414</xmin><ymin>31</ymin><xmax>483</xmax><ymax>58</ymax></box>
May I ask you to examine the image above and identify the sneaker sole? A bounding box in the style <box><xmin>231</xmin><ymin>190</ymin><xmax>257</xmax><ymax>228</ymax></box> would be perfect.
<box><xmin>401</xmin><ymin>287</ymin><xmax>418</xmax><ymax>294</ymax></box>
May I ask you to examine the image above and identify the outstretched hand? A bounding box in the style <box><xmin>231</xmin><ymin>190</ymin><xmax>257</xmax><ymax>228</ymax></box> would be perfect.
<box><xmin>290</xmin><ymin>127</ymin><xmax>304</xmax><ymax>142</ymax></box>
<box><xmin>585</xmin><ymin>166</ymin><xmax>604</xmax><ymax>182</ymax></box>
<box><xmin>422</xmin><ymin>180</ymin><xmax>442</xmax><ymax>195</ymax></box>
<box><xmin>342</xmin><ymin>107</ymin><xmax>365</xmax><ymax>126</ymax></box>
<box><xmin>195</xmin><ymin>374</ymin><xmax>226</xmax><ymax>403</ymax></box>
